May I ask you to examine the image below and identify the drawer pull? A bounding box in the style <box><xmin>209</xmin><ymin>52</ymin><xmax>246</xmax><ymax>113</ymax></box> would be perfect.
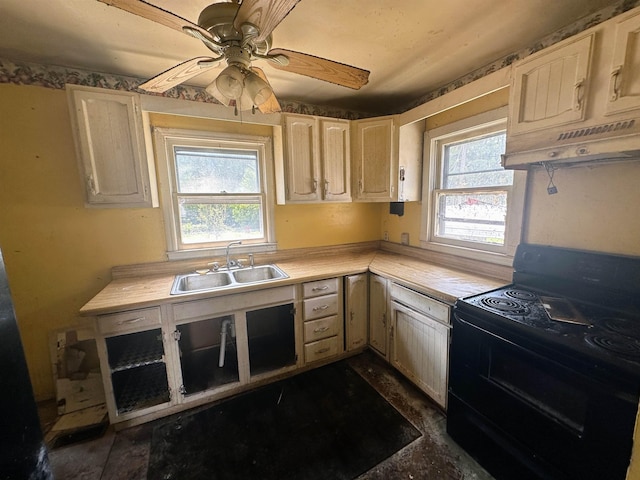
<box><xmin>316</xmin><ymin>347</ymin><xmax>330</xmax><ymax>354</ymax></box>
<box><xmin>313</xmin><ymin>326</ymin><xmax>329</xmax><ymax>333</ymax></box>
<box><xmin>313</xmin><ymin>305</ymin><xmax>329</xmax><ymax>312</ymax></box>
<box><xmin>117</xmin><ymin>316</ymin><xmax>145</xmax><ymax>325</ymax></box>
<box><xmin>312</xmin><ymin>285</ymin><xmax>329</xmax><ymax>291</ymax></box>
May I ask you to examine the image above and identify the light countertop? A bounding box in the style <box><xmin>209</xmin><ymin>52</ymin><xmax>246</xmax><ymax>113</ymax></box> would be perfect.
<box><xmin>80</xmin><ymin>250</ymin><xmax>507</xmax><ymax>316</ymax></box>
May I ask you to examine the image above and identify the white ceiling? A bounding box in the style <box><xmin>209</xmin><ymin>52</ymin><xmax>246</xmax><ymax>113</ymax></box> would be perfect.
<box><xmin>0</xmin><ymin>0</ymin><xmax>618</xmax><ymax>114</ymax></box>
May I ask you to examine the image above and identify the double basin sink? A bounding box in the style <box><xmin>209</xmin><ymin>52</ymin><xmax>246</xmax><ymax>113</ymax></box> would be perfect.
<box><xmin>171</xmin><ymin>265</ymin><xmax>288</xmax><ymax>295</ymax></box>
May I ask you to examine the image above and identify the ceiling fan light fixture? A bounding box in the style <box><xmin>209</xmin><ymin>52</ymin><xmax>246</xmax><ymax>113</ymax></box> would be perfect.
<box><xmin>245</xmin><ymin>71</ymin><xmax>273</xmax><ymax>106</ymax></box>
<box><xmin>215</xmin><ymin>64</ymin><xmax>244</xmax><ymax>99</ymax></box>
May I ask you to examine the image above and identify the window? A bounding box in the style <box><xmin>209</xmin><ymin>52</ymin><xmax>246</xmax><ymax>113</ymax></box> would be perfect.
<box><xmin>421</xmin><ymin>107</ymin><xmax>526</xmax><ymax>264</ymax></box>
<box><xmin>154</xmin><ymin>128</ymin><xmax>276</xmax><ymax>259</ymax></box>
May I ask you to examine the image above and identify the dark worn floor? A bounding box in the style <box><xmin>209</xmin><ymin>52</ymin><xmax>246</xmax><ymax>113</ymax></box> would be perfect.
<box><xmin>40</xmin><ymin>350</ymin><xmax>494</xmax><ymax>480</ymax></box>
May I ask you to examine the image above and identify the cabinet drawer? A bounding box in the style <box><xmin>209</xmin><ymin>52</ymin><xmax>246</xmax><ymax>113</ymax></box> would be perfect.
<box><xmin>304</xmin><ymin>315</ymin><xmax>340</xmax><ymax>343</ymax></box>
<box><xmin>98</xmin><ymin>307</ymin><xmax>161</xmax><ymax>335</ymax></box>
<box><xmin>303</xmin><ymin>277</ymin><xmax>339</xmax><ymax>298</ymax></box>
<box><xmin>304</xmin><ymin>336</ymin><xmax>339</xmax><ymax>363</ymax></box>
<box><xmin>390</xmin><ymin>283</ymin><xmax>450</xmax><ymax>324</ymax></box>
<box><xmin>303</xmin><ymin>293</ymin><xmax>339</xmax><ymax>320</ymax></box>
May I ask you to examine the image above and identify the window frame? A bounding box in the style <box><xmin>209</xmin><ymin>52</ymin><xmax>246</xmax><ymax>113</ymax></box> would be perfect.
<box><xmin>154</xmin><ymin>127</ymin><xmax>277</xmax><ymax>260</ymax></box>
<box><xmin>420</xmin><ymin>106</ymin><xmax>526</xmax><ymax>266</ymax></box>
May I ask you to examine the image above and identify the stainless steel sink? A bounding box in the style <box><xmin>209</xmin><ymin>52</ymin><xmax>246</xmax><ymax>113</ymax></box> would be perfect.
<box><xmin>171</xmin><ymin>271</ymin><xmax>233</xmax><ymax>294</ymax></box>
<box><xmin>232</xmin><ymin>265</ymin><xmax>288</xmax><ymax>283</ymax></box>
<box><xmin>171</xmin><ymin>265</ymin><xmax>288</xmax><ymax>295</ymax></box>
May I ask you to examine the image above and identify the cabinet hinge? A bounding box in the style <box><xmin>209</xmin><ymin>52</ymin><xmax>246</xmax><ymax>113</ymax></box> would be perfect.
<box><xmin>172</xmin><ymin>330</ymin><xmax>181</xmax><ymax>341</ymax></box>
<box><xmin>179</xmin><ymin>385</ymin><xmax>187</xmax><ymax>395</ymax></box>
<box><xmin>290</xmin><ymin>306</ymin><xmax>297</xmax><ymax>316</ymax></box>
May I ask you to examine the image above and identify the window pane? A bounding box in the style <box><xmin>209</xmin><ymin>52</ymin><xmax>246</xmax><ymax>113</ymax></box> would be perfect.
<box><xmin>435</xmin><ymin>191</ymin><xmax>507</xmax><ymax>245</ymax></box>
<box><xmin>443</xmin><ymin>133</ymin><xmax>512</xmax><ymax>188</ymax></box>
<box><xmin>175</xmin><ymin>148</ymin><xmax>259</xmax><ymax>194</ymax></box>
<box><xmin>178</xmin><ymin>200</ymin><xmax>263</xmax><ymax>244</ymax></box>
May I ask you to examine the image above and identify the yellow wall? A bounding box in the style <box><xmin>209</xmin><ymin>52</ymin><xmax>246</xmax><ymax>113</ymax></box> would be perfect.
<box><xmin>525</xmin><ymin>161</ymin><xmax>640</xmax><ymax>255</ymax></box>
<box><xmin>0</xmin><ymin>85</ymin><xmax>379</xmax><ymax>399</ymax></box>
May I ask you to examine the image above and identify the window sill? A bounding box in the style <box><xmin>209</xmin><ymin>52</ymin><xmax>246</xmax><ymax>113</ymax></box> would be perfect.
<box><xmin>419</xmin><ymin>240</ymin><xmax>515</xmax><ymax>267</ymax></box>
<box><xmin>167</xmin><ymin>243</ymin><xmax>278</xmax><ymax>261</ymax></box>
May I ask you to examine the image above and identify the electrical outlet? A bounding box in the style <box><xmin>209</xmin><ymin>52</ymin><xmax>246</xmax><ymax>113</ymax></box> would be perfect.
<box><xmin>401</xmin><ymin>232</ymin><xmax>409</xmax><ymax>245</ymax></box>
<box><xmin>383</xmin><ymin>231</ymin><xmax>389</xmax><ymax>241</ymax></box>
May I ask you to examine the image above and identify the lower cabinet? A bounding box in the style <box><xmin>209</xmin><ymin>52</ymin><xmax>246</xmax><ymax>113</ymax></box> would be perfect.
<box><xmin>368</xmin><ymin>274</ymin><xmax>389</xmax><ymax>357</ymax></box>
<box><xmin>94</xmin><ymin>271</ymin><xmax>453</xmax><ymax>426</ymax></box>
<box><xmin>302</xmin><ymin>277</ymin><xmax>344</xmax><ymax>363</ymax></box>
<box><xmin>174</xmin><ymin>314</ymin><xmax>240</xmax><ymax>398</ymax></box>
<box><xmin>95</xmin><ymin>307</ymin><xmax>173</xmax><ymax>423</ymax></box>
<box><xmin>96</xmin><ymin>286</ymin><xmax>300</xmax><ymax>425</ymax></box>
<box><xmin>345</xmin><ymin>273</ymin><xmax>368</xmax><ymax>351</ymax></box>
<box><xmin>389</xmin><ymin>283</ymin><xmax>451</xmax><ymax>409</ymax></box>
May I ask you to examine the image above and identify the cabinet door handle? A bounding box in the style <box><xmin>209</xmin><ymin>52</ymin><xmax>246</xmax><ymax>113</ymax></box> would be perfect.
<box><xmin>313</xmin><ymin>326</ymin><xmax>329</xmax><ymax>333</ymax></box>
<box><xmin>324</xmin><ymin>179</ymin><xmax>329</xmax><ymax>197</ymax></box>
<box><xmin>610</xmin><ymin>66</ymin><xmax>622</xmax><ymax>102</ymax></box>
<box><xmin>316</xmin><ymin>347</ymin><xmax>330</xmax><ymax>354</ymax></box>
<box><xmin>117</xmin><ymin>316</ymin><xmax>145</xmax><ymax>325</ymax></box>
<box><xmin>573</xmin><ymin>78</ymin><xmax>585</xmax><ymax>111</ymax></box>
<box><xmin>312</xmin><ymin>285</ymin><xmax>329</xmax><ymax>292</ymax></box>
<box><xmin>382</xmin><ymin>313</ymin><xmax>386</xmax><ymax>327</ymax></box>
<box><xmin>312</xmin><ymin>178</ymin><xmax>318</xmax><ymax>193</ymax></box>
<box><xmin>313</xmin><ymin>305</ymin><xmax>329</xmax><ymax>312</ymax></box>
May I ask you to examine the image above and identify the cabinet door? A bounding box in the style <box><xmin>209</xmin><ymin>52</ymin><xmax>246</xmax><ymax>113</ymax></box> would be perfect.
<box><xmin>283</xmin><ymin>115</ymin><xmax>320</xmax><ymax>201</ymax></box>
<box><xmin>66</xmin><ymin>85</ymin><xmax>155</xmax><ymax>207</ymax></box>
<box><xmin>320</xmin><ymin>119</ymin><xmax>351</xmax><ymax>201</ymax></box>
<box><xmin>98</xmin><ymin>327</ymin><xmax>172</xmax><ymax>422</ymax></box>
<box><xmin>606</xmin><ymin>10</ymin><xmax>640</xmax><ymax>115</ymax></box>
<box><xmin>509</xmin><ymin>33</ymin><xmax>593</xmax><ymax>136</ymax></box>
<box><xmin>353</xmin><ymin>118</ymin><xmax>395</xmax><ymax>201</ymax></box>
<box><xmin>390</xmin><ymin>302</ymin><xmax>449</xmax><ymax>408</ymax></box>
<box><xmin>369</xmin><ymin>274</ymin><xmax>388</xmax><ymax>357</ymax></box>
<box><xmin>345</xmin><ymin>273</ymin><xmax>368</xmax><ymax>351</ymax></box>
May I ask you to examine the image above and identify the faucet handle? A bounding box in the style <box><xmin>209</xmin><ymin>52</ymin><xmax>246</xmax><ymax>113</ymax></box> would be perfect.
<box><xmin>207</xmin><ymin>261</ymin><xmax>220</xmax><ymax>271</ymax></box>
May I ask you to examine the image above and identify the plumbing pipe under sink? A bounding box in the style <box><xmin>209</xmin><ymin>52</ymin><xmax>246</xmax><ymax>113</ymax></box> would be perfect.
<box><xmin>218</xmin><ymin>318</ymin><xmax>235</xmax><ymax>367</ymax></box>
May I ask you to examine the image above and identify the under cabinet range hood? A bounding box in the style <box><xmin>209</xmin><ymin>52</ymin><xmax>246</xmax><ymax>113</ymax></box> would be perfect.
<box><xmin>502</xmin><ymin>6</ymin><xmax>640</xmax><ymax>169</ymax></box>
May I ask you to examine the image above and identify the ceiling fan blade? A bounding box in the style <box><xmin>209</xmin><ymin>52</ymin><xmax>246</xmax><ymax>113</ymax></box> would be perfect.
<box><xmin>139</xmin><ymin>57</ymin><xmax>221</xmax><ymax>93</ymax></box>
<box><xmin>233</xmin><ymin>0</ymin><xmax>301</xmax><ymax>43</ymax></box>
<box><xmin>251</xmin><ymin>67</ymin><xmax>281</xmax><ymax>114</ymax></box>
<box><xmin>267</xmin><ymin>49</ymin><xmax>370</xmax><ymax>90</ymax></box>
<box><xmin>98</xmin><ymin>0</ymin><xmax>214</xmax><ymax>42</ymax></box>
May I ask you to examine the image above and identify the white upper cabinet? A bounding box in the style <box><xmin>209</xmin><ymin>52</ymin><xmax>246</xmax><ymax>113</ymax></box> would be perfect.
<box><xmin>320</xmin><ymin>119</ymin><xmax>351</xmax><ymax>201</ymax></box>
<box><xmin>509</xmin><ymin>33</ymin><xmax>593</xmax><ymax>136</ymax></box>
<box><xmin>606</xmin><ymin>9</ymin><xmax>640</xmax><ymax>115</ymax></box>
<box><xmin>352</xmin><ymin>117</ymin><xmax>395</xmax><ymax>202</ymax></box>
<box><xmin>504</xmin><ymin>6</ymin><xmax>640</xmax><ymax>168</ymax></box>
<box><xmin>352</xmin><ymin>116</ymin><xmax>422</xmax><ymax>202</ymax></box>
<box><xmin>67</xmin><ymin>85</ymin><xmax>157</xmax><ymax>208</ymax></box>
<box><xmin>282</xmin><ymin>114</ymin><xmax>350</xmax><ymax>203</ymax></box>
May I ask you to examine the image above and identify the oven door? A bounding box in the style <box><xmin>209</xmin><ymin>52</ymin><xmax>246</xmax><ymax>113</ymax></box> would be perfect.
<box><xmin>449</xmin><ymin>312</ymin><xmax>637</xmax><ymax>480</ymax></box>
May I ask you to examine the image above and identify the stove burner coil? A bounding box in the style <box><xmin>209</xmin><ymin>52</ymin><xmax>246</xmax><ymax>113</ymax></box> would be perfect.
<box><xmin>602</xmin><ymin>318</ymin><xmax>640</xmax><ymax>338</ymax></box>
<box><xmin>585</xmin><ymin>334</ymin><xmax>640</xmax><ymax>359</ymax></box>
<box><xmin>480</xmin><ymin>297</ymin><xmax>530</xmax><ymax>315</ymax></box>
<box><xmin>504</xmin><ymin>290</ymin><xmax>537</xmax><ymax>301</ymax></box>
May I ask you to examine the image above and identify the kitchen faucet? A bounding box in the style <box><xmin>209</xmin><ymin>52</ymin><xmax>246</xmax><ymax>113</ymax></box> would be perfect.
<box><xmin>225</xmin><ymin>241</ymin><xmax>242</xmax><ymax>270</ymax></box>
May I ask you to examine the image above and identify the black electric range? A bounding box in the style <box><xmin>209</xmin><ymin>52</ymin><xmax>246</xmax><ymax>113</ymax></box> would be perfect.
<box><xmin>448</xmin><ymin>244</ymin><xmax>640</xmax><ymax>480</ymax></box>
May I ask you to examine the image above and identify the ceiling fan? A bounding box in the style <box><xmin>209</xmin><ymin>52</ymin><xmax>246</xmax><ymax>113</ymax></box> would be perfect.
<box><xmin>97</xmin><ymin>0</ymin><xmax>370</xmax><ymax>114</ymax></box>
